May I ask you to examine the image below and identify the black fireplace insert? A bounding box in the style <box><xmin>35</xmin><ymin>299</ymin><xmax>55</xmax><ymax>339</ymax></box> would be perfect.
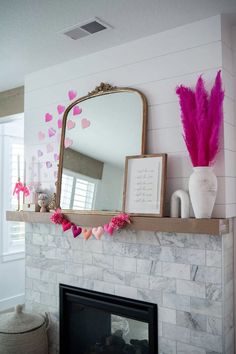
<box><xmin>60</xmin><ymin>284</ymin><xmax>158</xmax><ymax>354</ymax></box>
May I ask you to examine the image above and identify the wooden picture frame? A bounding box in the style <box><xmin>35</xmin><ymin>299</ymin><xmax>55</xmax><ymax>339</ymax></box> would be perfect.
<box><xmin>123</xmin><ymin>154</ymin><xmax>167</xmax><ymax>217</ymax></box>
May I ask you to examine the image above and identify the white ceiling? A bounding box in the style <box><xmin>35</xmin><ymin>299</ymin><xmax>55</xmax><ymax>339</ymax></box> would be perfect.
<box><xmin>1</xmin><ymin>0</ymin><xmax>236</xmax><ymax>92</ymax></box>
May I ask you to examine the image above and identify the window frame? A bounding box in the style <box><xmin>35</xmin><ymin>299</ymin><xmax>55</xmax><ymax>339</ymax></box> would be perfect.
<box><xmin>61</xmin><ymin>168</ymin><xmax>98</xmax><ymax>211</ymax></box>
<box><xmin>0</xmin><ymin>114</ymin><xmax>25</xmax><ymax>261</ymax></box>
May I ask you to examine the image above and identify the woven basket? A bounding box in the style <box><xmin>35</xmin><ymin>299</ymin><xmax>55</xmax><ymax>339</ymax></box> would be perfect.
<box><xmin>0</xmin><ymin>305</ymin><xmax>49</xmax><ymax>354</ymax></box>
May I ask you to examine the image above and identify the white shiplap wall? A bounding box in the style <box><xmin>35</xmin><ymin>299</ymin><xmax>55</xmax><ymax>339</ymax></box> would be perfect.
<box><xmin>25</xmin><ymin>15</ymin><xmax>234</xmax><ymax>218</ymax></box>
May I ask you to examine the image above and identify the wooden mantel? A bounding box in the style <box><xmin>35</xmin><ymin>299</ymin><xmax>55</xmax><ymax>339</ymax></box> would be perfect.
<box><xmin>6</xmin><ymin>211</ymin><xmax>229</xmax><ymax>235</ymax></box>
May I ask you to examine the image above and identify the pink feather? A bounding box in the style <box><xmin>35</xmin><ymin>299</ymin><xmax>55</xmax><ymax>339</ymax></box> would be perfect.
<box><xmin>176</xmin><ymin>71</ymin><xmax>224</xmax><ymax>167</ymax></box>
<box><xmin>176</xmin><ymin>86</ymin><xmax>198</xmax><ymax>166</ymax></box>
<box><xmin>208</xmin><ymin>70</ymin><xmax>224</xmax><ymax>164</ymax></box>
<box><xmin>195</xmin><ymin>75</ymin><xmax>209</xmax><ymax>166</ymax></box>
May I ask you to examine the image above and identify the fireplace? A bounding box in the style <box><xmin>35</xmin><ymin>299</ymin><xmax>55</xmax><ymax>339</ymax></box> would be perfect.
<box><xmin>59</xmin><ymin>284</ymin><xmax>158</xmax><ymax>354</ymax></box>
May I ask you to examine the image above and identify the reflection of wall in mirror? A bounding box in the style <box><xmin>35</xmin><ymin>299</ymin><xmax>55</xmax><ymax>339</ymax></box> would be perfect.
<box><xmin>94</xmin><ymin>163</ymin><xmax>124</xmax><ymax>211</ymax></box>
<box><xmin>64</xmin><ymin>148</ymin><xmax>103</xmax><ymax>180</ymax></box>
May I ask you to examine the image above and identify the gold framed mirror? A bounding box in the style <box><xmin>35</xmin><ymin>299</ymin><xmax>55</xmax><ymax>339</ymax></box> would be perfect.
<box><xmin>56</xmin><ymin>83</ymin><xmax>148</xmax><ymax>214</ymax></box>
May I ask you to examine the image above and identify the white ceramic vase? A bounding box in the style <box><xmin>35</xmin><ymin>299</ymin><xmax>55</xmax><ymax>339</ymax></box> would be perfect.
<box><xmin>189</xmin><ymin>167</ymin><xmax>217</xmax><ymax>219</ymax></box>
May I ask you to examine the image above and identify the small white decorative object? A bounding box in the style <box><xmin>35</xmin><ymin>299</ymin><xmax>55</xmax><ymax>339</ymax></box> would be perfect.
<box><xmin>170</xmin><ymin>190</ymin><xmax>190</xmax><ymax>218</ymax></box>
<box><xmin>38</xmin><ymin>193</ymin><xmax>49</xmax><ymax>213</ymax></box>
<box><xmin>189</xmin><ymin>167</ymin><xmax>217</xmax><ymax>219</ymax></box>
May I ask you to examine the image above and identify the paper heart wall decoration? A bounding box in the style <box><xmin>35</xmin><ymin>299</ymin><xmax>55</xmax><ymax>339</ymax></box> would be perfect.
<box><xmin>57</xmin><ymin>105</ymin><xmax>65</xmax><ymax>115</ymax></box>
<box><xmin>48</xmin><ymin>127</ymin><xmax>56</xmax><ymax>138</ymax></box>
<box><xmin>64</xmin><ymin>138</ymin><xmax>73</xmax><ymax>148</ymax></box>
<box><xmin>73</xmin><ymin>106</ymin><xmax>82</xmax><ymax>115</ymax></box>
<box><xmin>37</xmin><ymin>150</ymin><xmax>43</xmax><ymax>157</ymax></box>
<box><xmin>38</xmin><ymin>131</ymin><xmax>45</xmax><ymax>141</ymax></box>
<box><xmin>81</xmin><ymin>118</ymin><xmax>91</xmax><ymax>129</ymax></box>
<box><xmin>54</xmin><ymin>153</ymin><xmax>59</xmax><ymax>161</ymax></box>
<box><xmin>62</xmin><ymin>220</ymin><xmax>72</xmax><ymax>232</ymax></box>
<box><xmin>92</xmin><ymin>226</ymin><xmax>104</xmax><ymax>240</ymax></box>
<box><xmin>45</xmin><ymin>113</ymin><xmax>53</xmax><ymax>122</ymax></box>
<box><xmin>83</xmin><ymin>228</ymin><xmax>92</xmax><ymax>240</ymax></box>
<box><xmin>58</xmin><ymin>119</ymin><xmax>62</xmax><ymax>129</ymax></box>
<box><xmin>68</xmin><ymin>90</ymin><xmax>77</xmax><ymax>101</ymax></box>
<box><xmin>67</xmin><ymin>120</ymin><xmax>76</xmax><ymax>130</ymax></box>
<box><xmin>46</xmin><ymin>161</ymin><xmax>52</xmax><ymax>168</ymax></box>
<box><xmin>72</xmin><ymin>225</ymin><xmax>82</xmax><ymax>238</ymax></box>
<box><xmin>47</xmin><ymin>143</ymin><xmax>54</xmax><ymax>153</ymax></box>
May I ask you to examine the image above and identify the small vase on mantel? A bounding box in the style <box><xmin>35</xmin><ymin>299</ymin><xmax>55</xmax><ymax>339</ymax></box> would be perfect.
<box><xmin>189</xmin><ymin>167</ymin><xmax>217</xmax><ymax>218</ymax></box>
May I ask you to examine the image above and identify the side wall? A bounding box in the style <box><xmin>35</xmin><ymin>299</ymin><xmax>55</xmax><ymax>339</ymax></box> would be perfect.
<box><xmin>230</xmin><ymin>23</ymin><xmax>236</xmax><ymax>351</ymax></box>
<box><xmin>24</xmin><ymin>15</ymin><xmax>231</xmax><ymax>217</ymax></box>
<box><xmin>221</xmin><ymin>17</ymin><xmax>236</xmax><ymax>218</ymax></box>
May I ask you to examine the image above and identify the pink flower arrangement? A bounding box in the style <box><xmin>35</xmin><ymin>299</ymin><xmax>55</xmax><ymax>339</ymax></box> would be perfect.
<box><xmin>176</xmin><ymin>71</ymin><xmax>224</xmax><ymax>167</ymax></box>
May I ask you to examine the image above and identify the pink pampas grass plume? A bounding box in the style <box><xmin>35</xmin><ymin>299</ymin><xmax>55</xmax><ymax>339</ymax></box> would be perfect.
<box><xmin>208</xmin><ymin>70</ymin><xmax>224</xmax><ymax>165</ymax></box>
<box><xmin>176</xmin><ymin>70</ymin><xmax>224</xmax><ymax>167</ymax></box>
<box><xmin>176</xmin><ymin>85</ymin><xmax>198</xmax><ymax>166</ymax></box>
<box><xmin>195</xmin><ymin>75</ymin><xmax>209</xmax><ymax>166</ymax></box>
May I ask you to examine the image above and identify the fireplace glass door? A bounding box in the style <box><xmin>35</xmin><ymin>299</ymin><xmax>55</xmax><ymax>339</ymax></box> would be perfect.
<box><xmin>60</xmin><ymin>284</ymin><xmax>158</xmax><ymax>354</ymax></box>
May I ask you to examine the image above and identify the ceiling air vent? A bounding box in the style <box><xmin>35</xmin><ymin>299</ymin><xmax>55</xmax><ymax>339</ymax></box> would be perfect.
<box><xmin>63</xmin><ymin>18</ymin><xmax>111</xmax><ymax>40</ymax></box>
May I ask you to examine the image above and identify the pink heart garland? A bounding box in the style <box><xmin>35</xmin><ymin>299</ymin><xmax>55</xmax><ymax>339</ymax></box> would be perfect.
<box><xmin>72</xmin><ymin>225</ymin><xmax>82</xmax><ymax>238</ymax></box>
<box><xmin>81</xmin><ymin>118</ymin><xmax>91</xmax><ymax>129</ymax></box>
<box><xmin>48</xmin><ymin>127</ymin><xmax>56</xmax><ymax>138</ymax></box>
<box><xmin>45</xmin><ymin>113</ymin><xmax>53</xmax><ymax>122</ymax></box>
<box><xmin>83</xmin><ymin>228</ymin><xmax>92</xmax><ymax>240</ymax></box>
<box><xmin>38</xmin><ymin>131</ymin><xmax>45</xmax><ymax>141</ymax></box>
<box><xmin>68</xmin><ymin>90</ymin><xmax>77</xmax><ymax>101</ymax></box>
<box><xmin>54</xmin><ymin>153</ymin><xmax>59</xmax><ymax>161</ymax></box>
<box><xmin>67</xmin><ymin>120</ymin><xmax>76</xmax><ymax>130</ymax></box>
<box><xmin>37</xmin><ymin>150</ymin><xmax>43</xmax><ymax>157</ymax></box>
<box><xmin>47</xmin><ymin>143</ymin><xmax>54</xmax><ymax>153</ymax></box>
<box><xmin>92</xmin><ymin>226</ymin><xmax>104</xmax><ymax>240</ymax></box>
<box><xmin>46</xmin><ymin>161</ymin><xmax>52</xmax><ymax>168</ymax></box>
<box><xmin>73</xmin><ymin>106</ymin><xmax>82</xmax><ymax>115</ymax></box>
<box><xmin>58</xmin><ymin>119</ymin><xmax>62</xmax><ymax>129</ymax></box>
<box><xmin>64</xmin><ymin>137</ymin><xmax>73</xmax><ymax>148</ymax></box>
<box><xmin>62</xmin><ymin>220</ymin><xmax>72</xmax><ymax>232</ymax></box>
<box><xmin>104</xmin><ymin>223</ymin><xmax>114</xmax><ymax>236</ymax></box>
<box><xmin>57</xmin><ymin>105</ymin><xmax>65</xmax><ymax>115</ymax></box>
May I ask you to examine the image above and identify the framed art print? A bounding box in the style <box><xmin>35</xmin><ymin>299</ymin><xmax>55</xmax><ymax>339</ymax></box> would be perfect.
<box><xmin>123</xmin><ymin>154</ymin><xmax>167</xmax><ymax>217</ymax></box>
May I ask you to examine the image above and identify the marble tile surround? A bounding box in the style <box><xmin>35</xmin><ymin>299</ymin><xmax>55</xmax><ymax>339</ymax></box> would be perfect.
<box><xmin>25</xmin><ymin>223</ymin><xmax>234</xmax><ymax>354</ymax></box>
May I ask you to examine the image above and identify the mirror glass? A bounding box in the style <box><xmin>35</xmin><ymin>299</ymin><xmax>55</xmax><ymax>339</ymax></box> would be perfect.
<box><xmin>59</xmin><ymin>88</ymin><xmax>146</xmax><ymax>212</ymax></box>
